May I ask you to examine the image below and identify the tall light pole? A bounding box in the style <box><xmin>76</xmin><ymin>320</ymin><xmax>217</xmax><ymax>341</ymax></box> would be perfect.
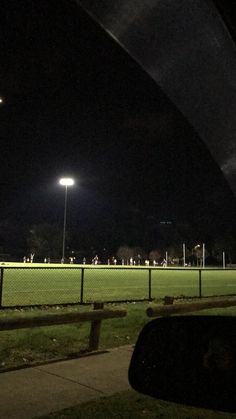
<box><xmin>223</xmin><ymin>251</ymin><xmax>226</xmax><ymax>269</ymax></box>
<box><xmin>202</xmin><ymin>243</ymin><xmax>205</xmax><ymax>268</ymax></box>
<box><xmin>193</xmin><ymin>244</ymin><xmax>200</xmax><ymax>266</ymax></box>
<box><xmin>59</xmin><ymin>178</ymin><xmax>74</xmax><ymax>263</ymax></box>
<box><xmin>183</xmin><ymin>243</ymin><xmax>186</xmax><ymax>267</ymax></box>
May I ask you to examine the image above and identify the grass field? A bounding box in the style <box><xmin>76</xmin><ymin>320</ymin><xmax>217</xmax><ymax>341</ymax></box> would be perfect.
<box><xmin>1</xmin><ymin>263</ymin><xmax>236</xmax><ymax>306</ymax></box>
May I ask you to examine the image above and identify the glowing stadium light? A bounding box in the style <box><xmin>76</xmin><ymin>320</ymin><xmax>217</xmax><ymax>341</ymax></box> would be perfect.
<box><xmin>59</xmin><ymin>178</ymin><xmax>74</xmax><ymax>186</ymax></box>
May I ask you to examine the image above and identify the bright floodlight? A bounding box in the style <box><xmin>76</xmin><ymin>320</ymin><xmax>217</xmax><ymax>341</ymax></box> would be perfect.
<box><xmin>59</xmin><ymin>178</ymin><xmax>74</xmax><ymax>186</ymax></box>
<box><xmin>0</xmin><ymin>98</ymin><xmax>3</xmax><ymax>103</ymax></box>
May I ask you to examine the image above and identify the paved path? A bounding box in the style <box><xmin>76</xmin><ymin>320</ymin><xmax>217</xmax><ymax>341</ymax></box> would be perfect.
<box><xmin>0</xmin><ymin>345</ymin><xmax>133</xmax><ymax>419</ymax></box>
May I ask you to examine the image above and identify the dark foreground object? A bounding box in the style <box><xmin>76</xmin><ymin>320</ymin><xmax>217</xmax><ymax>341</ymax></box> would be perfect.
<box><xmin>129</xmin><ymin>316</ymin><xmax>236</xmax><ymax>413</ymax></box>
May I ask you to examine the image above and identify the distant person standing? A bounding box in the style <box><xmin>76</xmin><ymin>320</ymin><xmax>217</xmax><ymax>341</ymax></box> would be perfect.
<box><xmin>93</xmin><ymin>255</ymin><xmax>99</xmax><ymax>265</ymax></box>
<box><xmin>162</xmin><ymin>258</ymin><xmax>167</xmax><ymax>267</ymax></box>
<box><xmin>111</xmin><ymin>256</ymin><xmax>117</xmax><ymax>265</ymax></box>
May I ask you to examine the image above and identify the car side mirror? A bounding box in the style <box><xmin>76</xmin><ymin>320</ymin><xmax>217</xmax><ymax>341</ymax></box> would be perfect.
<box><xmin>129</xmin><ymin>316</ymin><xmax>236</xmax><ymax>412</ymax></box>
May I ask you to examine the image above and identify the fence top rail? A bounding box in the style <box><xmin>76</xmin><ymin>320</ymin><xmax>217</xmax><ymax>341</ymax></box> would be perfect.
<box><xmin>0</xmin><ymin>308</ymin><xmax>127</xmax><ymax>331</ymax></box>
<box><xmin>147</xmin><ymin>297</ymin><xmax>236</xmax><ymax>317</ymax></box>
<box><xmin>1</xmin><ymin>265</ymin><xmax>235</xmax><ymax>271</ymax></box>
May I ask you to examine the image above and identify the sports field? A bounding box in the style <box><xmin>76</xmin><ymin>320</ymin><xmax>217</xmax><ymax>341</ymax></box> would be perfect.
<box><xmin>1</xmin><ymin>263</ymin><xmax>236</xmax><ymax>307</ymax></box>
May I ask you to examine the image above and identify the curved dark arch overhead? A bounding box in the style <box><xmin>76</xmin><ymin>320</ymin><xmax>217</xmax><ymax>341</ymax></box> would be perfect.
<box><xmin>77</xmin><ymin>0</ymin><xmax>236</xmax><ymax>195</ymax></box>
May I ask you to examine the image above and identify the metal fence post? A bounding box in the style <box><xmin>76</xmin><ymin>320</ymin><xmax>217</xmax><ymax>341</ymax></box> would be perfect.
<box><xmin>199</xmin><ymin>269</ymin><xmax>202</xmax><ymax>298</ymax></box>
<box><xmin>148</xmin><ymin>268</ymin><xmax>152</xmax><ymax>301</ymax></box>
<box><xmin>0</xmin><ymin>268</ymin><xmax>4</xmax><ymax>308</ymax></box>
<box><xmin>80</xmin><ymin>267</ymin><xmax>84</xmax><ymax>304</ymax></box>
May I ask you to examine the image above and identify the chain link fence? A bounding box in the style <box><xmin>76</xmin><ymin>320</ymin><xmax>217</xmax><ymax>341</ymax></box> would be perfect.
<box><xmin>0</xmin><ymin>265</ymin><xmax>235</xmax><ymax>308</ymax></box>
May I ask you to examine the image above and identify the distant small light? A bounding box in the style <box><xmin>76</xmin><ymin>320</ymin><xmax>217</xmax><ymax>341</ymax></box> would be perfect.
<box><xmin>59</xmin><ymin>178</ymin><xmax>74</xmax><ymax>186</ymax></box>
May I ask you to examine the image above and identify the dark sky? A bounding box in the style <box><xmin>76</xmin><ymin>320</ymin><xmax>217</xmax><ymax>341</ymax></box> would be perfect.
<box><xmin>78</xmin><ymin>0</ymin><xmax>236</xmax><ymax>197</ymax></box>
<box><xmin>0</xmin><ymin>0</ymin><xmax>235</xmax><ymax>253</ymax></box>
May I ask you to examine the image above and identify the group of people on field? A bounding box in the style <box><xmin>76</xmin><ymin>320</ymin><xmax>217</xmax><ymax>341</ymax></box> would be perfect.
<box><xmin>22</xmin><ymin>254</ymin><xmax>169</xmax><ymax>266</ymax></box>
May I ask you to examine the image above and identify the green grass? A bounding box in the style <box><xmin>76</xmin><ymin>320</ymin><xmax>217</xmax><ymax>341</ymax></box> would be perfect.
<box><xmin>1</xmin><ymin>263</ymin><xmax>236</xmax><ymax>306</ymax></box>
<box><xmin>0</xmin><ymin>301</ymin><xmax>150</xmax><ymax>370</ymax></box>
<box><xmin>38</xmin><ymin>389</ymin><xmax>236</xmax><ymax>419</ymax></box>
<box><xmin>1</xmin><ymin>301</ymin><xmax>236</xmax><ymax>418</ymax></box>
<box><xmin>0</xmin><ymin>301</ymin><xmax>236</xmax><ymax>371</ymax></box>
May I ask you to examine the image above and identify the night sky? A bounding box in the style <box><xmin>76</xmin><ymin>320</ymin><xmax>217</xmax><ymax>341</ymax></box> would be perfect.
<box><xmin>0</xmin><ymin>0</ymin><xmax>235</xmax><ymax>256</ymax></box>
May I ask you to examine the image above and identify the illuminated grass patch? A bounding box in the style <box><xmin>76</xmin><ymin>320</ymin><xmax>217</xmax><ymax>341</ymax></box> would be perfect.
<box><xmin>1</xmin><ymin>263</ymin><xmax>235</xmax><ymax>306</ymax></box>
